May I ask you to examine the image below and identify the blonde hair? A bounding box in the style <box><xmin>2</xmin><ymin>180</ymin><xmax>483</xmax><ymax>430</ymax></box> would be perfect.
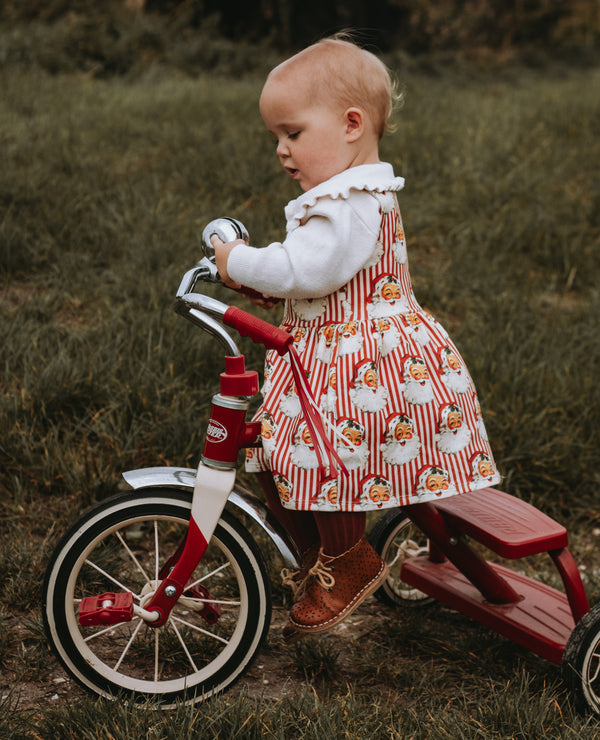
<box><xmin>268</xmin><ymin>35</ymin><xmax>398</xmax><ymax>139</ymax></box>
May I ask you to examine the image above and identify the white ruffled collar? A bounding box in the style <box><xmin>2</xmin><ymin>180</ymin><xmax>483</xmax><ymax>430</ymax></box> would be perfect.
<box><xmin>284</xmin><ymin>162</ymin><xmax>405</xmax><ymax>229</ymax></box>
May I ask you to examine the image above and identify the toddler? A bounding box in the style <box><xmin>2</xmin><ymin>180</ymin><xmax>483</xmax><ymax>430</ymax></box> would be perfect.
<box><xmin>213</xmin><ymin>36</ymin><xmax>501</xmax><ymax>642</ymax></box>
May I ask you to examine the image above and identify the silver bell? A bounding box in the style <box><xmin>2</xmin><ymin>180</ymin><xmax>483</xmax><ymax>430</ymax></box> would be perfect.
<box><xmin>201</xmin><ymin>218</ymin><xmax>249</xmax><ymax>260</ymax></box>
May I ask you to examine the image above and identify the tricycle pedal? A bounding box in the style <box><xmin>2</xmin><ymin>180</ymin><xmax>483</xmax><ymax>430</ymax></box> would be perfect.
<box><xmin>79</xmin><ymin>592</ymin><xmax>134</xmax><ymax>626</ymax></box>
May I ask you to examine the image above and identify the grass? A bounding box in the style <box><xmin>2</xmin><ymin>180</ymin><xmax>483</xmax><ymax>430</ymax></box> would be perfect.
<box><xmin>0</xmin><ymin>47</ymin><xmax>599</xmax><ymax>737</ymax></box>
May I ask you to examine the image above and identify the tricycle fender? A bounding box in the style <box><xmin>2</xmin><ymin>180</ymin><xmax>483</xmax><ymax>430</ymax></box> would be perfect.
<box><xmin>122</xmin><ymin>466</ymin><xmax>300</xmax><ymax>569</ymax></box>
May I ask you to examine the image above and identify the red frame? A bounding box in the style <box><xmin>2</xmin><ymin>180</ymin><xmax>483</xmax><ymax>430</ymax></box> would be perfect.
<box><xmin>401</xmin><ymin>489</ymin><xmax>589</xmax><ymax>664</ymax></box>
<box><xmin>80</xmin><ymin>301</ymin><xmax>590</xmax><ymax>666</ymax></box>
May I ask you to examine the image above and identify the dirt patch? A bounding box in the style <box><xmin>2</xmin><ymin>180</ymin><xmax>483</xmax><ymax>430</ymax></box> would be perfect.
<box><xmin>2</xmin><ymin>601</ymin><xmax>394</xmax><ymax>711</ymax></box>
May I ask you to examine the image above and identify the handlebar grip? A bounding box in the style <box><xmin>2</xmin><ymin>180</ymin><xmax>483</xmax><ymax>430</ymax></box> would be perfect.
<box><xmin>223</xmin><ymin>306</ymin><xmax>293</xmax><ymax>356</ymax></box>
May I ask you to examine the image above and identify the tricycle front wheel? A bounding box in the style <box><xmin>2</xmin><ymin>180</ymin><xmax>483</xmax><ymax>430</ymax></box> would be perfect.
<box><xmin>563</xmin><ymin>602</ymin><xmax>600</xmax><ymax>715</ymax></box>
<box><xmin>43</xmin><ymin>488</ymin><xmax>271</xmax><ymax>707</ymax></box>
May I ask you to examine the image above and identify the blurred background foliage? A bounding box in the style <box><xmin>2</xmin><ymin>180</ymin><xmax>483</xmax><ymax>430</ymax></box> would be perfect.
<box><xmin>0</xmin><ymin>0</ymin><xmax>598</xmax><ymax>78</ymax></box>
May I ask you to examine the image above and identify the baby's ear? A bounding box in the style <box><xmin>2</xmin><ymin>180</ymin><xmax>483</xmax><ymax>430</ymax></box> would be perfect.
<box><xmin>345</xmin><ymin>107</ymin><xmax>365</xmax><ymax>141</ymax></box>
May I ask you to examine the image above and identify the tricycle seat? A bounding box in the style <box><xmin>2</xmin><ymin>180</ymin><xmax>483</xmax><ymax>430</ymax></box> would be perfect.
<box><xmin>433</xmin><ymin>488</ymin><xmax>568</xmax><ymax>558</ymax></box>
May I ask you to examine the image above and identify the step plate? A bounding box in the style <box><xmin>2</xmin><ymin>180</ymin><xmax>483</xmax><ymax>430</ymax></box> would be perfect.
<box><xmin>401</xmin><ymin>557</ymin><xmax>574</xmax><ymax>664</ymax></box>
<box><xmin>434</xmin><ymin>488</ymin><xmax>568</xmax><ymax>558</ymax></box>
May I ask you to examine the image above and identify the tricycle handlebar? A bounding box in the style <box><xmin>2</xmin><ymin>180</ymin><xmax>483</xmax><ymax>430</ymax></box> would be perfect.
<box><xmin>176</xmin><ymin>292</ymin><xmax>292</xmax><ymax>357</ymax></box>
<box><xmin>223</xmin><ymin>306</ymin><xmax>292</xmax><ymax>356</ymax></box>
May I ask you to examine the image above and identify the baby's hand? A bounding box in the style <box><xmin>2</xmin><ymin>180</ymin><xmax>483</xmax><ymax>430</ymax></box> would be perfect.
<box><xmin>246</xmin><ymin>293</ymin><xmax>279</xmax><ymax>309</ymax></box>
<box><xmin>211</xmin><ymin>235</ymin><xmax>279</xmax><ymax>308</ymax></box>
<box><xmin>211</xmin><ymin>236</ymin><xmax>243</xmax><ymax>290</ymax></box>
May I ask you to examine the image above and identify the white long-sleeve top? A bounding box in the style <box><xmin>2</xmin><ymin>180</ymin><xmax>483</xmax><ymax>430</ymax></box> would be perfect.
<box><xmin>227</xmin><ymin>162</ymin><xmax>405</xmax><ymax>299</ymax></box>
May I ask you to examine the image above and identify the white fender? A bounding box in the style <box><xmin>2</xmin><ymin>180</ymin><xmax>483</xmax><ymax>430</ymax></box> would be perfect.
<box><xmin>122</xmin><ymin>466</ymin><xmax>300</xmax><ymax>568</ymax></box>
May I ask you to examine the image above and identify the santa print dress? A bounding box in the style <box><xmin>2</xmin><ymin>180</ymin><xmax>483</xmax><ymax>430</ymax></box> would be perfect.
<box><xmin>245</xmin><ymin>186</ymin><xmax>501</xmax><ymax>512</ymax></box>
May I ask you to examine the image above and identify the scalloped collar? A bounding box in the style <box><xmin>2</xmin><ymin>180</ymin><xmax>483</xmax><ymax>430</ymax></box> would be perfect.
<box><xmin>284</xmin><ymin>162</ymin><xmax>404</xmax><ymax>229</ymax></box>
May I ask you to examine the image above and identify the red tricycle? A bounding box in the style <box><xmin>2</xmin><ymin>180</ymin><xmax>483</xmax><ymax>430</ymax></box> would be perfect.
<box><xmin>42</xmin><ymin>220</ymin><xmax>600</xmax><ymax>712</ymax></box>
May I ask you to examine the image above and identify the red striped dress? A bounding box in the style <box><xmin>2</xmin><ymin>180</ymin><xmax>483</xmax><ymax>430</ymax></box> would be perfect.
<box><xmin>246</xmin><ymin>193</ymin><xmax>501</xmax><ymax>511</ymax></box>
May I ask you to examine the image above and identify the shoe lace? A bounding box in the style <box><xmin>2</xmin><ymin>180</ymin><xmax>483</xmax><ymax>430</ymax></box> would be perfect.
<box><xmin>306</xmin><ymin>558</ymin><xmax>336</xmax><ymax>592</ymax></box>
<box><xmin>280</xmin><ymin>568</ymin><xmax>300</xmax><ymax>595</ymax></box>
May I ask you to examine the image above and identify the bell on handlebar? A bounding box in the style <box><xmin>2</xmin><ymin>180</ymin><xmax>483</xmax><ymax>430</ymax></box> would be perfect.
<box><xmin>201</xmin><ymin>218</ymin><xmax>249</xmax><ymax>261</ymax></box>
<box><xmin>176</xmin><ymin>218</ymin><xmax>250</xmax><ymax>298</ymax></box>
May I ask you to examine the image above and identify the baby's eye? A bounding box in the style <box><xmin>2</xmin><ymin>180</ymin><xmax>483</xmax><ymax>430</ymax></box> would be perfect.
<box><xmin>288</xmin><ymin>131</ymin><xmax>300</xmax><ymax>140</ymax></box>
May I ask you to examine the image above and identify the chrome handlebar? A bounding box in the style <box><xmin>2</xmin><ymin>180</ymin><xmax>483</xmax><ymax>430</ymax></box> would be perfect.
<box><xmin>175</xmin><ymin>218</ymin><xmax>250</xmax><ymax>355</ymax></box>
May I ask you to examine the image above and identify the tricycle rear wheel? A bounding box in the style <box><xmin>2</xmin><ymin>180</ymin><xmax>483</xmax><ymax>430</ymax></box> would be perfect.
<box><xmin>368</xmin><ymin>509</ymin><xmax>435</xmax><ymax>608</ymax></box>
<box><xmin>563</xmin><ymin>602</ymin><xmax>600</xmax><ymax>715</ymax></box>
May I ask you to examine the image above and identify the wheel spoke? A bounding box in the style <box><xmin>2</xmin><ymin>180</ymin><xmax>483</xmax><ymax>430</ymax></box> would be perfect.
<box><xmin>154</xmin><ymin>521</ymin><xmax>160</xmax><ymax>582</ymax></box>
<box><xmin>186</xmin><ymin>561</ymin><xmax>231</xmax><ymax>590</ymax></box>
<box><xmin>169</xmin><ymin>620</ymin><xmax>199</xmax><ymax>672</ymax></box>
<box><xmin>115</xmin><ymin>529</ymin><xmax>153</xmax><ymax>587</ymax></box>
<box><xmin>84</xmin><ymin>559</ymin><xmax>139</xmax><ymax>599</ymax></box>
<box><xmin>154</xmin><ymin>629</ymin><xmax>159</xmax><ymax>683</ymax></box>
<box><xmin>589</xmin><ymin>650</ymin><xmax>600</xmax><ymax>683</ymax></box>
<box><xmin>113</xmin><ymin>618</ymin><xmax>144</xmax><ymax>672</ymax></box>
<box><xmin>170</xmin><ymin>614</ymin><xmax>230</xmax><ymax>645</ymax></box>
<box><xmin>83</xmin><ymin>620</ymin><xmax>139</xmax><ymax>643</ymax></box>
<box><xmin>178</xmin><ymin>595</ymin><xmax>241</xmax><ymax>609</ymax></box>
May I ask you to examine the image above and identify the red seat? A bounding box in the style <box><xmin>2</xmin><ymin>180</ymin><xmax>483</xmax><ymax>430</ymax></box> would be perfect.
<box><xmin>433</xmin><ymin>488</ymin><xmax>568</xmax><ymax>558</ymax></box>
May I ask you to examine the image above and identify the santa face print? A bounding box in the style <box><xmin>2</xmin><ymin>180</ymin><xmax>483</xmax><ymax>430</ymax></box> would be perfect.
<box><xmin>312</xmin><ymin>478</ymin><xmax>340</xmax><ymax>510</ymax></box>
<box><xmin>290</xmin><ymin>421</ymin><xmax>319</xmax><ymax>469</ymax></box>
<box><xmin>400</xmin><ymin>312</ymin><xmax>431</xmax><ymax>346</ymax></box>
<box><xmin>338</xmin><ymin>320</ymin><xmax>364</xmax><ymax>356</ymax></box>
<box><xmin>273</xmin><ymin>473</ymin><xmax>293</xmax><ymax>504</ymax></box>
<box><xmin>261</xmin><ymin>411</ymin><xmax>278</xmax><ymax>456</ymax></box>
<box><xmin>473</xmin><ymin>395</ymin><xmax>489</xmax><ymax>442</ymax></box>
<box><xmin>349</xmin><ymin>361</ymin><xmax>389</xmax><ymax>413</ymax></box>
<box><xmin>316</xmin><ymin>322</ymin><xmax>336</xmax><ymax>363</ymax></box>
<box><xmin>291</xmin><ymin>296</ymin><xmax>327</xmax><ymax>321</ymax></box>
<box><xmin>436</xmin><ymin>403</ymin><xmax>471</xmax><ymax>454</ymax></box>
<box><xmin>392</xmin><ymin>219</ymin><xmax>407</xmax><ymax>264</ymax></box>
<box><xmin>401</xmin><ymin>356</ymin><xmax>435</xmax><ymax>405</ymax></box>
<box><xmin>373</xmin><ymin>317</ymin><xmax>401</xmax><ymax>357</ymax></box>
<box><xmin>279</xmin><ymin>382</ymin><xmax>301</xmax><ymax>418</ymax></box>
<box><xmin>413</xmin><ymin>465</ymin><xmax>458</xmax><ymax>501</ymax></box>
<box><xmin>335</xmin><ymin>419</ymin><xmax>370</xmax><ymax>469</ymax></box>
<box><xmin>261</xmin><ymin>360</ymin><xmax>274</xmax><ymax>396</ymax></box>
<box><xmin>292</xmin><ymin>327</ymin><xmax>308</xmax><ymax>352</ymax></box>
<box><xmin>381</xmin><ymin>413</ymin><xmax>422</xmax><ymax>465</ymax></box>
<box><xmin>320</xmin><ymin>367</ymin><xmax>337</xmax><ymax>413</ymax></box>
<box><xmin>282</xmin><ymin>327</ymin><xmax>308</xmax><ymax>364</ymax></box>
<box><xmin>469</xmin><ymin>452</ymin><xmax>497</xmax><ymax>486</ymax></box>
<box><xmin>438</xmin><ymin>346</ymin><xmax>471</xmax><ymax>394</ymax></box>
<box><xmin>358</xmin><ymin>475</ymin><xmax>394</xmax><ymax>509</ymax></box>
<box><xmin>367</xmin><ymin>274</ymin><xmax>409</xmax><ymax>319</ymax></box>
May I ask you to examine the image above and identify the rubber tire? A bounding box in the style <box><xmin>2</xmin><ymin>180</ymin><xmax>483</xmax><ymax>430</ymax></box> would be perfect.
<box><xmin>42</xmin><ymin>488</ymin><xmax>271</xmax><ymax>707</ymax></box>
<box><xmin>562</xmin><ymin>602</ymin><xmax>600</xmax><ymax>715</ymax></box>
<box><xmin>368</xmin><ymin>509</ymin><xmax>435</xmax><ymax>608</ymax></box>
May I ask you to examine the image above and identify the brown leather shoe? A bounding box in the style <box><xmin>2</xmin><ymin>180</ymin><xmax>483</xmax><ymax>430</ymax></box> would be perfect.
<box><xmin>283</xmin><ymin>538</ymin><xmax>387</xmax><ymax>642</ymax></box>
<box><xmin>280</xmin><ymin>543</ymin><xmax>320</xmax><ymax>601</ymax></box>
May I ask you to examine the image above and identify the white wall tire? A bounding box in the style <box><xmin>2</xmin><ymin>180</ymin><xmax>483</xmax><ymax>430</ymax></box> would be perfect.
<box><xmin>42</xmin><ymin>488</ymin><xmax>271</xmax><ymax>707</ymax></box>
<box><xmin>369</xmin><ymin>509</ymin><xmax>435</xmax><ymax>608</ymax></box>
<box><xmin>563</xmin><ymin>602</ymin><xmax>600</xmax><ymax>715</ymax></box>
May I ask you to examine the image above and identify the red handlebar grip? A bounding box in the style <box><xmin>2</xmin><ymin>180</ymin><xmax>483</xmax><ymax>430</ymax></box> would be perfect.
<box><xmin>223</xmin><ymin>306</ymin><xmax>293</xmax><ymax>356</ymax></box>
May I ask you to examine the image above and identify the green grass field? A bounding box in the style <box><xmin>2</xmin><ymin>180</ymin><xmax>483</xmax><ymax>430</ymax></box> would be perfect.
<box><xmin>1</xmin><ymin>53</ymin><xmax>600</xmax><ymax>737</ymax></box>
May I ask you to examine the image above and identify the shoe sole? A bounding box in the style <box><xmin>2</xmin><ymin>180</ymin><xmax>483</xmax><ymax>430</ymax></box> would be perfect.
<box><xmin>283</xmin><ymin>562</ymin><xmax>389</xmax><ymax>644</ymax></box>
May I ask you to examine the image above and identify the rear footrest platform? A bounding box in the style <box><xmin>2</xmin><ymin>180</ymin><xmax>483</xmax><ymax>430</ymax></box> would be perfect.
<box><xmin>402</xmin><ymin>557</ymin><xmax>573</xmax><ymax>664</ymax></box>
<box><xmin>434</xmin><ymin>488</ymin><xmax>568</xmax><ymax>558</ymax></box>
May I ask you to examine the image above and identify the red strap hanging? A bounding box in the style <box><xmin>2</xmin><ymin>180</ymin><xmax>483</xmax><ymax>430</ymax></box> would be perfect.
<box><xmin>287</xmin><ymin>345</ymin><xmax>348</xmax><ymax>479</ymax></box>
